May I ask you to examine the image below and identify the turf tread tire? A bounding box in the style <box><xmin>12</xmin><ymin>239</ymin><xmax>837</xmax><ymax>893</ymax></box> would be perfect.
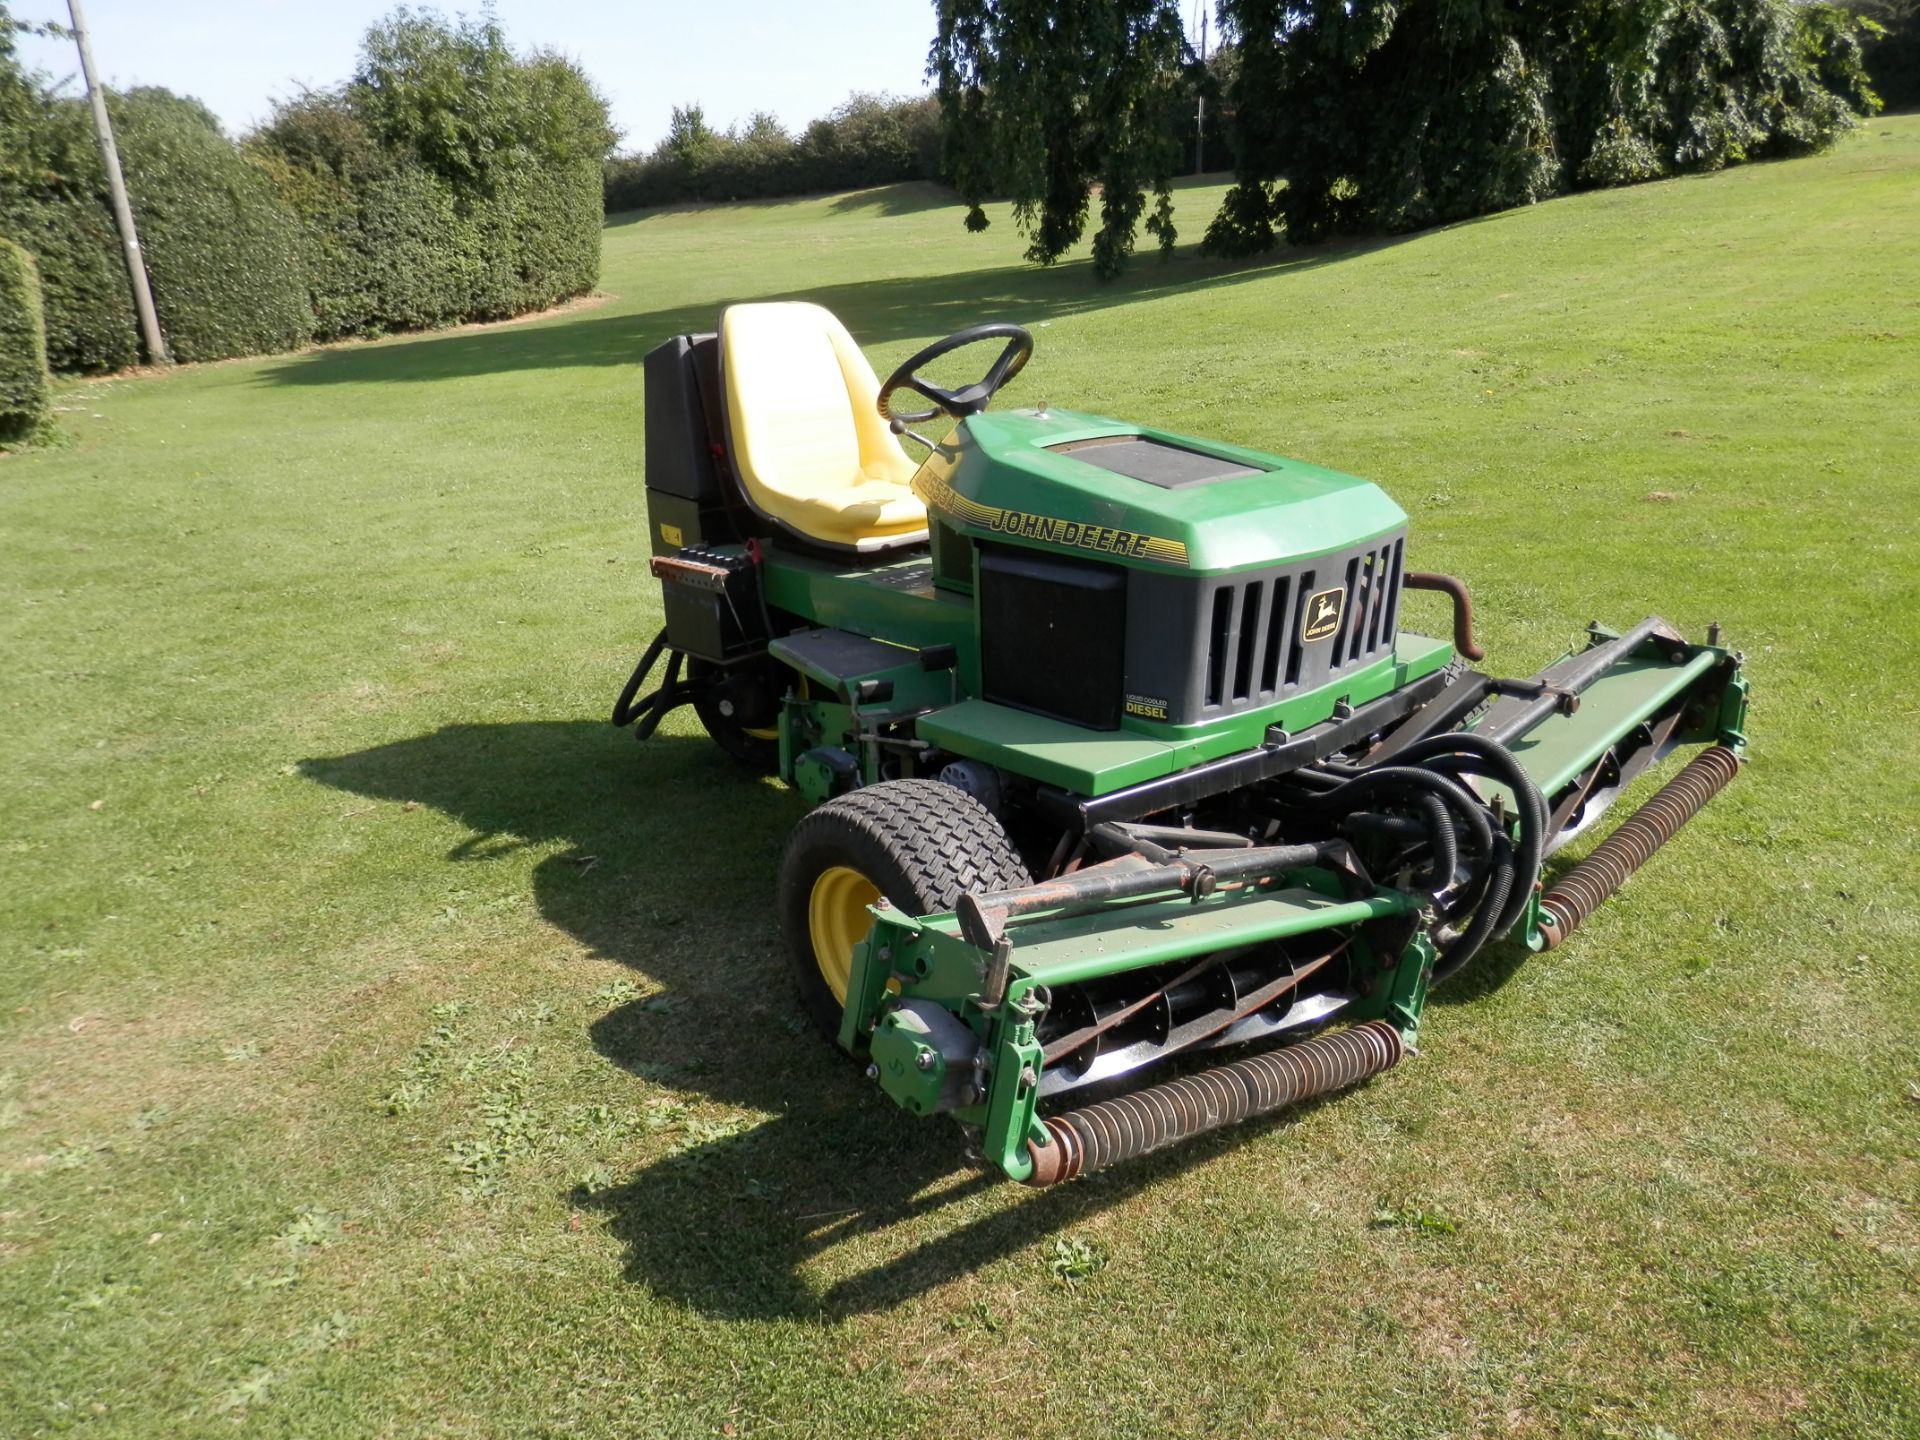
<box><xmin>778</xmin><ymin>779</ymin><xmax>1031</xmax><ymax>1040</ymax></box>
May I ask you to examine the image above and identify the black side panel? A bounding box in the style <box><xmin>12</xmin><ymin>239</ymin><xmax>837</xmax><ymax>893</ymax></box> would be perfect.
<box><xmin>643</xmin><ymin>334</ymin><xmax>720</xmax><ymax>502</ymax></box>
<box><xmin>658</xmin><ymin>546</ymin><xmax>769</xmax><ymax>663</ymax></box>
<box><xmin>642</xmin><ymin>333</ymin><xmax>747</xmax><ymax>555</ymax></box>
<box><xmin>979</xmin><ymin>544</ymin><xmax>1126</xmax><ymax>731</ymax></box>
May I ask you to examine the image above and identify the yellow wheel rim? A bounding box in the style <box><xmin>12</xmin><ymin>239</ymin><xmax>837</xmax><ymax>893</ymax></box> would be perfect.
<box><xmin>807</xmin><ymin>864</ymin><xmax>881</xmax><ymax>1003</ymax></box>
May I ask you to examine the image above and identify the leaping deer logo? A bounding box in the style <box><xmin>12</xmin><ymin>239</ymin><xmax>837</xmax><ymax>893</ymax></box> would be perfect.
<box><xmin>1302</xmin><ymin>587</ymin><xmax>1345</xmax><ymax>642</ymax></box>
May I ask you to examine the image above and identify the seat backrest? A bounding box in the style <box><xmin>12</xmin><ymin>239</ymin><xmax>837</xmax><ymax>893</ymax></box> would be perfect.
<box><xmin>720</xmin><ymin>302</ymin><xmax>913</xmax><ymax>503</ymax></box>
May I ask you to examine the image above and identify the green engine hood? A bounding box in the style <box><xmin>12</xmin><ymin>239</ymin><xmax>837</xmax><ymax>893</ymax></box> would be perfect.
<box><xmin>913</xmin><ymin>407</ymin><xmax>1406</xmax><ymax>577</ymax></box>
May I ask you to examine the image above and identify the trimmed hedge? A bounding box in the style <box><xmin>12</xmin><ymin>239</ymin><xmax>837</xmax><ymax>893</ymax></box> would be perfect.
<box><xmin>0</xmin><ymin>193</ymin><xmax>139</xmax><ymax>373</ymax></box>
<box><xmin>604</xmin><ymin>93</ymin><xmax>944</xmax><ymax>211</ymax></box>
<box><xmin>253</xmin><ymin>20</ymin><xmax>611</xmax><ymax>341</ymax></box>
<box><xmin>0</xmin><ymin>235</ymin><xmax>51</xmax><ymax>444</ymax></box>
<box><xmin>258</xmin><ymin>145</ymin><xmax>605</xmax><ymax>341</ymax></box>
<box><xmin>0</xmin><ymin>43</ymin><xmax>141</xmax><ymax>373</ymax></box>
<box><xmin>2</xmin><ymin>8</ymin><xmax>611</xmax><ymax>368</ymax></box>
<box><xmin>0</xmin><ymin>90</ymin><xmax>311</xmax><ymax>370</ymax></box>
<box><xmin>110</xmin><ymin>89</ymin><xmax>311</xmax><ymax>362</ymax></box>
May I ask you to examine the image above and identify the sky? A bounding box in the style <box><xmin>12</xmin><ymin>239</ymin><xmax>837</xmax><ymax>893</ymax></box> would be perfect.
<box><xmin>9</xmin><ymin>1</ymin><xmax>960</xmax><ymax>154</ymax></box>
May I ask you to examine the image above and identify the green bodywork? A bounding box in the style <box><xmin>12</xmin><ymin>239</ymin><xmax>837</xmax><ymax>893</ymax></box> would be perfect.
<box><xmin>916</xmin><ymin>408</ymin><xmax>1409</xmax><ymax>576</ymax></box>
<box><xmin>692</xmin><ymin>405</ymin><xmax>1749</xmax><ymax>1180</ymax></box>
<box><xmin>760</xmin><ymin>407</ymin><xmax>1455</xmax><ymax>797</ymax></box>
<box><xmin>843</xmin><ymin>874</ymin><xmax>1434</xmax><ymax>1182</ymax></box>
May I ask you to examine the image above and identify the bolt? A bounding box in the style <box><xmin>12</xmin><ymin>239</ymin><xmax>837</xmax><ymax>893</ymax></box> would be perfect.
<box><xmin>1018</xmin><ymin>1065</ymin><xmax>1039</xmax><ymax>1090</ymax></box>
<box><xmin>915</xmin><ymin>1051</ymin><xmax>936</xmax><ymax>1071</ymax></box>
<box><xmin>864</xmin><ymin>1063</ymin><xmax>879</xmax><ymax>1081</ymax></box>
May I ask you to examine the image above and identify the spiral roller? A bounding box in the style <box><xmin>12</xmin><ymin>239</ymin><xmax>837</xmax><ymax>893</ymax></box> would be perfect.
<box><xmin>1537</xmin><ymin>745</ymin><xmax>1741</xmax><ymax>950</ymax></box>
<box><xmin>1023</xmin><ymin>1020</ymin><xmax>1405</xmax><ymax>1186</ymax></box>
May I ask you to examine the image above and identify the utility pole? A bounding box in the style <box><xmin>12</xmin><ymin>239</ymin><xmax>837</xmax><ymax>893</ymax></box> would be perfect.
<box><xmin>1194</xmin><ymin>6</ymin><xmax>1208</xmax><ymax>176</ymax></box>
<box><xmin>66</xmin><ymin>0</ymin><xmax>169</xmax><ymax>365</ymax></box>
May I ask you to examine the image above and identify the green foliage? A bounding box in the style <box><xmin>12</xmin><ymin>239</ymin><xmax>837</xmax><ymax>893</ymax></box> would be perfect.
<box><xmin>1832</xmin><ymin>0</ymin><xmax>1918</xmax><ymax>106</ymax></box>
<box><xmin>0</xmin><ymin>234</ymin><xmax>50</xmax><ymax>443</ymax></box>
<box><xmin>109</xmin><ymin>88</ymin><xmax>311</xmax><ymax>362</ymax></box>
<box><xmin>0</xmin><ymin>4</ymin><xmax>611</xmax><ymax>367</ymax></box>
<box><xmin>0</xmin><ymin>190</ymin><xmax>138</xmax><ymax>372</ymax></box>
<box><xmin>2</xmin><ymin>27</ymin><xmax>312</xmax><ymax>369</ymax></box>
<box><xmin>252</xmin><ymin>13</ymin><xmax>613</xmax><ymax>340</ymax></box>
<box><xmin>1372</xmin><ymin>1203</ymin><xmax>1460</xmax><ymax>1237</ymax></box>
<box><xmin>0</xmin><ymin>3</ymin><xmax>37</xmax><ymax>193</ymax></box>
<box><xmin>932</xmin><ymin>1</ymin><xmax>1187</xmax><ymax>279</ymax></box>
<box><xmin>0</xmin><ymin>77</ymin><xmax>309</xmax><ymax>368</ymax></box>
<box><xmin>1206</xmin><ymin>0</ymin><xmax>1882</xmax><ymax>253</ymax></box>
<box><xmin>354</xmin><ymin>7</ymin><xmax>521</xmax><ymax>189</ymax></box>
<box><xmin>248</xmin><ymin>142</ymin><xmax>373</xmax><ymax>340</ymax></box>
<box><xmin>602</xmin><ymin>92</ymin><xmax>943</xmax><ymax>211</ymax></box>
<box><xmin>1046</xmin><ymin>1234</ymin><xmax>1109</xmax><ymax>1284</ymax></box>
<box><xmin>0</xmin><ymin>13</ymin><xmax>139</xmax><ymax>371</ymax></box>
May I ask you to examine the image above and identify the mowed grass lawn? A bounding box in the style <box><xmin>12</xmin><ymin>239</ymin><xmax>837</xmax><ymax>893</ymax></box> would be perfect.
<box><xmin>3</xmin><ymin>116</ymin><xmax>1917</xmax><ymax>1438</ymax></box>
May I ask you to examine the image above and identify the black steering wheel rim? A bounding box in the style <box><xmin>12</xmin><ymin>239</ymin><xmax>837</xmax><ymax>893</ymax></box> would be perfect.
<box><xmin>878</xmin><ymin>322</ymin><xmax>1034</xmax><ymax>425</ymax></box>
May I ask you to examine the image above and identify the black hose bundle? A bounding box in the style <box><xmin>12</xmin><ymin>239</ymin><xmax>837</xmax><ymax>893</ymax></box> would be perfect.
<box><xmin>610</xmin><ymin>628</ymin><xmax>702</xmax><ymax>739</ymax></box>
<box><xmin>1293</xmin><ymin>732</ymin><xmax>1548</xmax><ymax>983</ymax></box>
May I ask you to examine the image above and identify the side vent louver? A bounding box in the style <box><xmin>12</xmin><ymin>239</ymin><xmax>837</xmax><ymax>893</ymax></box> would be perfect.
<box><xmin>1193</xmin><ymin>538</ymin><xmax>1404</xmax><ymax>718</ymax></box>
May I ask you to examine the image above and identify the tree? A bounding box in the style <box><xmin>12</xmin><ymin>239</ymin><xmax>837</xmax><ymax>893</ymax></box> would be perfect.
<box><xmin>931</xmin><ymin>0</ymin><xmax>1188</xmax><ymax>279</ymax></box>
<box><xmin>1832</xmin><ymin>0</ymin><xmax>1920</xmax><ymax>105</ymax></box>
<box><xmin>1203</xmin><ymin>0</ymin><xmax>1881</xmax><ymax>255</ymax></box>
<box><xmin>601</xmin><ymin>92</ymin><xmax>944</xmax><ymax>209</ymax></box>
<box><xmin>252</xmin><ymin>10</ymin><xmax>615</xmax><ymax>338</ymax></box>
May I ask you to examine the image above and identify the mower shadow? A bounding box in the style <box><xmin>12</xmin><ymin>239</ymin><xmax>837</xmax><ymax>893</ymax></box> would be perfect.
<box><xmin>572</xmin><ymin>1079</ymin><xmax>1359</xmax><ymax>1322</ymax></box>
<box><xmin>302</xmin><ymin>717</ymin><xmax>1386</xmax><ymax>1320</ymax></box>
<box><xmin>302</xmin><ymin>720</ymin><xmax>808</xmax><ymax>1116</ymax></box>
<box><xmin>1427</xmin><ymin>938</ymin><xmax>1535</xmax><ymax>1006</ymax></box>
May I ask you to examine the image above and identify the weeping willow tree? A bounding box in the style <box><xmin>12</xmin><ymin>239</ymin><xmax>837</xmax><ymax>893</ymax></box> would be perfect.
<box><xmin>932</xmin><ymin>1</ymin><xmax>1878</xmax><ymax>276</ymax></box>
<box><xmin>1204</xmin><ymin>0</ymin><xmax>1881</xmax><ymax>253</ymax></box>
<box><xmin>930</xmin><ymin>1</ymin><xmax>1189</xmax><ymax>278</ymax></box>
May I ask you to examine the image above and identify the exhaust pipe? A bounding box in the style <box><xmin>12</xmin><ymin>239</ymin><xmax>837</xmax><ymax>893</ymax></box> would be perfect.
<box><xmin>1536</xmin><ymin>745</ymin><xmax>1740</xmax><ymax>950</ymax></box>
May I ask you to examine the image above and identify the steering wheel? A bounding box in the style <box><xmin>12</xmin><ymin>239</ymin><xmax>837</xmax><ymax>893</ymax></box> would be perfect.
<box><xmin>877</xmin><ymin>323</ymin><xmax>1034</xmax><ymax>426</ymax></box>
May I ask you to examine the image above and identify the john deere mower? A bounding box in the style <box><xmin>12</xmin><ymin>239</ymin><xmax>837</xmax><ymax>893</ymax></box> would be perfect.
<box><xmin>613</xmin><ymin>303</ymin><xmax>1749</xmax><ymax>1186</ymax></box>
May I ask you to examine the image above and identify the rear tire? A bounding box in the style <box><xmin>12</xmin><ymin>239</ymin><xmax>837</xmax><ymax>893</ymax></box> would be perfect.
<box><xmin>689</xmin><ymin>658</ymin><xmax>781</xmax><ymax>773</ymax></box>
<box><xmin>777</xmin><ymin>780</ymin><xmax>1031</xmax><ymax>1041</ymax></box>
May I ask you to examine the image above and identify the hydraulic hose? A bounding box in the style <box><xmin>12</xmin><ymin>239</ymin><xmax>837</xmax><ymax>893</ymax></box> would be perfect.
<box><xmin>1381</xmin><ymin>732</ymin><xmax>1549</xmax><ymax>937</ymax></box>
<box><xmin>1307</xmin><ymin>731</ymin><xmax>1554</xmax><ymax>976</ymax></box>
<box><xmin>610</xmin><ymin>628</ymin><xmax>701</xmax><ymax>740</ymax></box>
<box><xmin>610</xmin><ymin>628</ymin><xmax>670</xmax><ymax>727</ymax></box>
<box><xmin>1431</xmin><ymin>834</ymin><xmax>1512</xmax><ymax>985</ymax></box>
<box><xmin>1406</xmin><ymin>791</ymin><xmax>1457</xmax><ymax>893</ymax></box>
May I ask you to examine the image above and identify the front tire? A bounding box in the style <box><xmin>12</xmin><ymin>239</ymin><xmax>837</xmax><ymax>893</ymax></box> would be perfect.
<box><xmin>777</xmin><ymin>780</ymin><xmax>1031</xmax><ymax>1041</ymax></box>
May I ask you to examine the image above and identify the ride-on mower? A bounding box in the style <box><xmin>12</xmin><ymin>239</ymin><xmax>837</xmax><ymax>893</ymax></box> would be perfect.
<box><xmin>613</xmin><ymin>302</ymin><xmax>1749</xmax><ymax>1186</ymax></box>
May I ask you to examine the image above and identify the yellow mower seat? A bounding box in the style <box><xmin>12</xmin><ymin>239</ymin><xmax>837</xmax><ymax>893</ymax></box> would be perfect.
<box><xmin>720</xmin><ymin>302</ymin><xmax>927</xmax><ymax>552</ymax></box>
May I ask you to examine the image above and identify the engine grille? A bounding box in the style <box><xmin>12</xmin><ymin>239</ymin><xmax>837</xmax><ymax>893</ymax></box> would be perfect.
<box><xmin>1125</xmin><ymin>533</ymin><xmax>1405</xmax><ymax>727</ymax></box>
